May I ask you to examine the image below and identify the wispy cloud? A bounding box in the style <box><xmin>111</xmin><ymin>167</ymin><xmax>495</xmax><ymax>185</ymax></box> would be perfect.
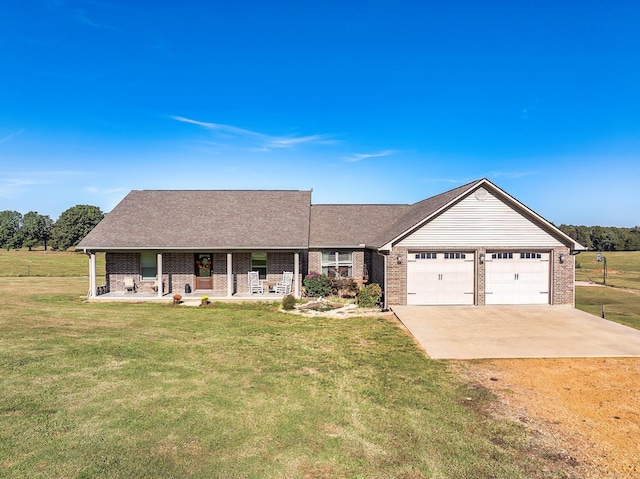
<box><xmin>266</xmin><ymin>135</ymin><xmax>332</xmax><ymax>149</ymax></box>
<box><xmin>0</xmin><ymin>170</ymin><xmax>84</xmax><ymax>197</ymax></box>
<box><xmin>172</xmin><ymin>115</ymin><xmax>334</xmax><ymax>151</ymax></box>
<box><xmin>0</xmin><ymin>129</ymin><xmax>24</xmax><ymax>145</ymax></box>
<box><xmin>341</xmin><ymin>150</ymin><xmax>396</xmax><ymax>162</ymax></box>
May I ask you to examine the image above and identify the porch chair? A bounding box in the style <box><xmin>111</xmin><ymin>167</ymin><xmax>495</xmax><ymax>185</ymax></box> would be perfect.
<box><xmin>247</xmin><ymin>271</ymin><xmax>264</xmax><ymax>295</ymax></box>
<box><xmin>123</xmin><ymin>277</ymin><xmax>136</xmax><ymax>294</ymax></box>
<box><xmin>274</xmin><ymin>271</ymin><xmax>293</xmax><ymax>295</ymax></box>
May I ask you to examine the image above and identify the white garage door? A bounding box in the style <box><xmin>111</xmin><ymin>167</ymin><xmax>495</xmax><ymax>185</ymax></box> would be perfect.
<box><xmin>407</xmin><ymin>252</ymin><xmax>475</xmax><ymax>305</ymax></box>
<box><xmin>485</xmin><ymin>252</ymin><xmax>550</xmax><ymax>304</ymax></box>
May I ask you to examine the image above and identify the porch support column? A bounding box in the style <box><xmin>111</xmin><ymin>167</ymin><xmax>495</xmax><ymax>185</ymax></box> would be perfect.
<box><xmin>226</xmin><ymin>253</ymin><xmax>233</xmax><ymax>297</ymax></box>
<box><xmin>157</xmin><ymin>252</ymin><xmax>163</xmax><ymax>298</ymax></box>
<box><xmin>294</xmin><ymin>252</ymin><xmax>300</xmax><ymax>298</ymax></box>
<box><xmin>88</xmin><ymin>252</ymin><xmax>97</xmax><ymax>298</ymax></box>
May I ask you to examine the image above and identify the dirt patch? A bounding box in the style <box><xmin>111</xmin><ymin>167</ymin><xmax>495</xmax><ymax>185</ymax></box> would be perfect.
<box><xmin>459</xmin><ymin>358</ymin><xmax>640</xmax><ymax>478</ymax></box>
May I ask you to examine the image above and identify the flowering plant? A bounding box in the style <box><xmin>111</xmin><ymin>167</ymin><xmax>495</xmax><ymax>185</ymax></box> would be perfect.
<box><xmin>303</xmin><ymin>272</ymin><xmax>332</xmax><ymax>297</ymax></box>
<box><xmin>200</xmin><ymin>295</ymin><xmax>209</xmax><ymax>302</ymax></box>
<box><xmin>172</xmin><ymin>293</ymin><xmax>182</xmax><ymax>306</ymax></box>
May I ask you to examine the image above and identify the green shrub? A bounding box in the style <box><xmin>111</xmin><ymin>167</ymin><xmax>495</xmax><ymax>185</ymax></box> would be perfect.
<box><xmin>357</xmin><ymin>283</ymin><xmax>382</xmax><ymax>308</ymax></box>
<box><xmin>282</xmin><ymin>294</ymin><xmax>296</xmax><ymax>310</ymax></box>
<box><xmin>303</xmin><ymin>273</ymin><xmax>332</xmax><ymax>297</ymax></box>
<box><xmin>330</xmin><ymin>277</ymin><xmax>359</xmax><ymax>297</ymax></box>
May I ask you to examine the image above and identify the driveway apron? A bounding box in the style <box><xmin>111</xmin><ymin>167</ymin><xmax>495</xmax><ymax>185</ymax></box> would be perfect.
<box><xmin>392</xmin><ymin>305</ymin><xmax>640</xmax><ymax>359</ymax></box>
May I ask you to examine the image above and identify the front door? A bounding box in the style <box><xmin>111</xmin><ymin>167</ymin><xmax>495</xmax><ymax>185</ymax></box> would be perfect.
<box><xmin>195</xmin><ymin>253</ymin><xmax>213</xmax><ymax>290</ymax></box>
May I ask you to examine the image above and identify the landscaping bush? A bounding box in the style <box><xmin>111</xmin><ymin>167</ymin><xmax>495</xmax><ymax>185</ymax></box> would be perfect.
<box><xmin>330</xmin><ymin>277</ymin><xmax>359</xmax><ymax>297</ymax></box>
<box><xmin>357</xmin><ymin>283</ymin><xmax>382</xmax><ymax>308</ymax></box>
<box><xmin>282</xmin><ymin>294</ymin><xmax>296</xmax><ymax>310</ymax></box>
<box><xmin>303</xmin><ymin>273</ymin><xmax>332</xmax><ymax>297</ymax></box>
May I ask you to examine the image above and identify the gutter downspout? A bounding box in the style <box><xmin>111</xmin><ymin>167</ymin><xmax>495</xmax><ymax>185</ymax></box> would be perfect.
<box><xmin>377</xmin><ymin>249</ymin><xmax>388</xmax><ymax>311</ymax></box>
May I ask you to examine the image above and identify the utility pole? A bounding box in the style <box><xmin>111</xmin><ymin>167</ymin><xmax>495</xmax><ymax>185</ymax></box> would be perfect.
<box><xmin>603</xmin><ymin>256</ymin><xmax>607</xmax><ymax>285</ymax></box>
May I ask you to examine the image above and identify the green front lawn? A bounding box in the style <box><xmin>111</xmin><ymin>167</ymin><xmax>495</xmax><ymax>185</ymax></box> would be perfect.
<box><xmin>0</xmin><ymin>249</ymin><xmax>105</xmax><ymax>278</ymax></box>
<box><xmin>0</xmin><ymin>277</ymin><xmax>559</xmax><ymax>479</ymax></box>
<box><xmin>576</xmin><ymin>285</ymin><xmax>640</xmax><ymax>330</ymax></box>
<box><xmin>575</xmin><ymin>251</ymin><xmax>640</xmax><ymax>290</ymax></box>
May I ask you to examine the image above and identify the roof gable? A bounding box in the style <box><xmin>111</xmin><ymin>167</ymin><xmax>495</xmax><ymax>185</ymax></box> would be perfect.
<box><xmin>380</xmin><ymin>179</ymin><xmax>586</xmax><ymax>251</ymax></box>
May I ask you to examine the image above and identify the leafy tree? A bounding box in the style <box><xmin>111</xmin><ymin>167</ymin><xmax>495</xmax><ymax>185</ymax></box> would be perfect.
<box><xmin>0</xmin><ymin>210</ymin><xmax>23</xmax><ymax>250</ymax></box>
<box><xmin>50</xmin><ymin>205</ymin><xmax>104</xmax><ymax>251</ymax></box>
<box><xmin>559</xmin><ymin>224</ymin><xmax>640</xmax><ymax>252</ymax></box>
<box><xmin>21</xmin><ymin>211</ymin><xmax>54</xmax><ymax>251</ymax></box>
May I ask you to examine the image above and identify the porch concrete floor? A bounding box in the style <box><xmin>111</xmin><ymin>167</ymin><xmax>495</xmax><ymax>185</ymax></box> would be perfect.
<box><xmin>88</xmin><ymin>291</ymin><xmax>287</xmax><ymax>302</ymax></box>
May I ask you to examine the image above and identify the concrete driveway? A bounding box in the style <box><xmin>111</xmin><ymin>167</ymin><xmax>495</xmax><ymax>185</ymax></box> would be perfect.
<box><xmin>392</xmin><ymin>305</ymin><xmax>640</xmax><ymax>359</ymax></box>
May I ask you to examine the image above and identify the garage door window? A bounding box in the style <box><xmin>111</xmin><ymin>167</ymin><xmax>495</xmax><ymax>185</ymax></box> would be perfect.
<box><xmin>492</xmin><ymin>252</ymin><xmax>513</xmax><ymax>259</ymax></box>
<box><xmin>414</xmin><ymin>252</ymin><xmax>437</xmax><ymax>259</ymax></box>
<box><xmin>520</xmin><ymin>252</ymin><xmax>542</xmax><ymax>259</ymax></box>
<box><xmin>444</xmin><ymin>252</ymin><xmax>466</xmax><ymax>259</ymax></box>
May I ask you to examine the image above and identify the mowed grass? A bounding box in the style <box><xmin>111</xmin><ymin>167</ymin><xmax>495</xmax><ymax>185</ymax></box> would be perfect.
<box><xmin>575</xmin><ymin>251</ymin><xmax>640</xmax><ymax>330</ymax></box>
<box><xmin>0</xmin><ymin>249</ymin><xmax>105</xmax><ymax>277</ymax></box>
<box><xmin>0</xmin><ymin>256</ymin><xmax>561</xmax><ymax>478</ymax></box>
<box><xmin>576</xmin><ymin>286</ymin><xmax>640</xmax><ymax>330</ymax></box>
<box><xmin>576</xmin><ymin>251</ymin><xmax>640</xmax><ymax>290</ymax></box>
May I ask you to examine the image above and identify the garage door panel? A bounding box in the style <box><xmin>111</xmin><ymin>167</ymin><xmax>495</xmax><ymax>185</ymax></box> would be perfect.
<box><xmin>407</xmin><ymin>253</ymin><xmax>474</xmax><ymax>305</ymax></box>
<box><xmin>486</xmin><ymin>253</ymin><xmax>549</xmax><ymax>305</ymax></box>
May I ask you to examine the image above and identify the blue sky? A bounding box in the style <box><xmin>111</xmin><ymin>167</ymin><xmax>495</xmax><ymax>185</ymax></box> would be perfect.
<box><xmin>1</xmin><ymin>1</ymin><xmax>639</xmax><ymax>226</ymax></box>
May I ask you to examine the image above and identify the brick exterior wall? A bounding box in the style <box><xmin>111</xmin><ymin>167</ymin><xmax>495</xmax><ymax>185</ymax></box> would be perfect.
<box><xmin>386</xmin><ymin>247</ymin><xmax>407</xmax><ymax>306</ymax></box>
<box><xmin>105</xmin><ymin>245</ymin><xmax>575</xmax><ymax>306</ymax></box>
<box><xmin>308</xmin><ymin>251</ymin><xmax>321</xmax><ymax>276</ymax></box>
<box><xmin>105</xmin><ymin>251</ymin><xmax>305</xmax><ymax>296</ymax></box>
<box><xmin>552</xmin><ymin>246</ymin><xmax>574</xmax><ymax>305</ymax></box>
<box><xmin>106</xmin><ymin>252</ymin><xmax>140</xmax><ymax>293</ymax></box>
<box><xmin>385</xmin><ymin>246</ymin><xmax>575</xmax><ymax>307</ymax></box>
<box><xmin>477</xmin><ymin>248</ymin><xmax>486</xmax><ymax>306</ymax></box>
<box><xmin>163</xmin><ymin>252</ymin><xmax>195</xmax><ymax>295</ymax></box>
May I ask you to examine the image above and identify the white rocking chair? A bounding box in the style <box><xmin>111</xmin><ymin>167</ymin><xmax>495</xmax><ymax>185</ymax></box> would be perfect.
<box><xmin>248</xmin><ymin>271</ymin><xmax>264</xmax><ymax>295</ymax></box>
<box><xmin>123</xmin><ymin>277</ymin><xmax>136</xmax><ymax>294</ymax></box>
<box><xmin>274</xmin><ymin>271</ymin><xmax>293</xmax><ymax>295</ymax></box>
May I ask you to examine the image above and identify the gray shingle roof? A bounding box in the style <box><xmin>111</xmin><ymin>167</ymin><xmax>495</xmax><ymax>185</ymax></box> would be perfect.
<box><xmin>76</xmin><ymin>179</ymin><xmax>585</xmax><ymax>252</ymax></box>
<box><xmin>309</xmin><ymin>204</ymin><xmax>411</xmax><ymax>248</ymax></box>
<box><xmin>77</xmin><ymin>190</ymin><xmax>312</xmax><ymax>249</ymax></box>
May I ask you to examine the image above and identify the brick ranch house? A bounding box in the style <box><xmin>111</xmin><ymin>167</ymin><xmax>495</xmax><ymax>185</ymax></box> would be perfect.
<box><xmin>76</xmin><ymin>178</ymin><xmax>586</xmax><ymax>307</ymax></box>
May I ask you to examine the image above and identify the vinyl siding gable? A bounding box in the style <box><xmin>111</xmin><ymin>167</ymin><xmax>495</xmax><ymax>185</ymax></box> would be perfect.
<box><xmin>396</xmin><ymin>190</ymin><xmax>564</xmax><ymax>248</ymax></box>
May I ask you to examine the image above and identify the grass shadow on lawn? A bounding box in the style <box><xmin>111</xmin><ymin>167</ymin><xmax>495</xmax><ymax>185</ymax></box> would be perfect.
<box><xmin>0</xmin><ymin>278</ymin><xmax>574</xmax><ymax>478</ymax></box>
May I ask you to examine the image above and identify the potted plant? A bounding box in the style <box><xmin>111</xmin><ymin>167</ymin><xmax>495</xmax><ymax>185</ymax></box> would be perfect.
<box><xmin>200</xmin><ymin>295</ymin><xmax>209</xmax><ymax>306</ymax></box>
<box><xmin>172</xmin><ymin>294</ymin><xmax>182</xmax><ymax>306</ymax></box>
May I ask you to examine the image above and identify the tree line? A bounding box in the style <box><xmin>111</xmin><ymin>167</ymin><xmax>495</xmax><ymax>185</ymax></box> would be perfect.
<box><xmin>559</xmin><ymin>225</ymin><xmax>640</xmax><ymax>251</ymax></box>
<box><xmin>0</xmin><ymin>205</ymin><xmax>104</xmax><ymax>252</ymax></box>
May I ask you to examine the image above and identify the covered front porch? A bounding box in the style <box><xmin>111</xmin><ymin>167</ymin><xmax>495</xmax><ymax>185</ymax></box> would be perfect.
<box><xmin>84</xmin><ymin>250</ymin><xmax>303</xmax><ymax>300</ymax></box>
<box><xmin>87</xmin><ymin>289</ymin><xmax>290</xmax><ymax>303</ymax></box>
